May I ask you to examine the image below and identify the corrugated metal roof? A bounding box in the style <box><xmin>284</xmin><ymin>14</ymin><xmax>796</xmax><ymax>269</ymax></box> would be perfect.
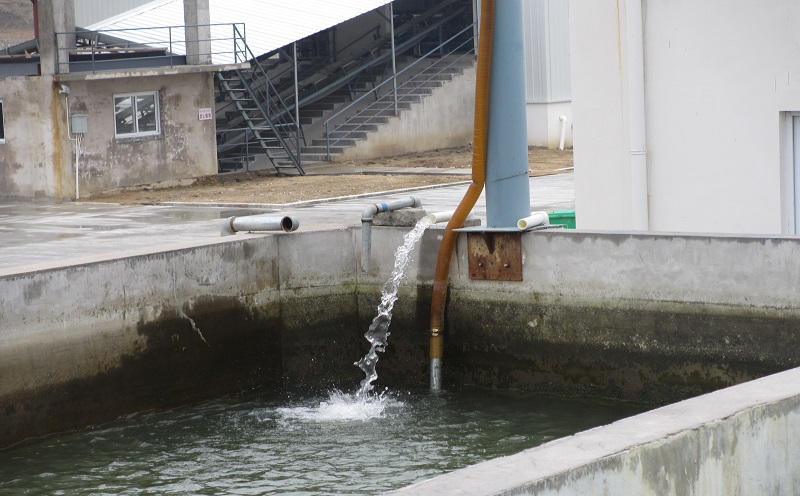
<box><xmin>86</xmin><ymin>0</ymin><xmax>392</xmax><ymax>63</ymax></box>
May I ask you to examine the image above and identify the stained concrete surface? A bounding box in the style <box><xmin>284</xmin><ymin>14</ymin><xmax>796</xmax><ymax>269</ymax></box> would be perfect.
<box><xmin>0</xmin><ymin>172</ymin><xmax>574</xmax><ymax>272</ymax></box>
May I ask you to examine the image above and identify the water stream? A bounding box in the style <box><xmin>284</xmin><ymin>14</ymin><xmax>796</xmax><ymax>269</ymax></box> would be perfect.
<box><xmin>354</xmin><ymin>216</ymin><xmax>432</xmax><ymax>400</ymax></box>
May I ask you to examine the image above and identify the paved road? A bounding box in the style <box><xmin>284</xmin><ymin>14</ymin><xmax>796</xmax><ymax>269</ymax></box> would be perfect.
<box><xmin>0</xmin><ymin>172</ymin><xmax>573</xmax><ymax>273</ymax></box>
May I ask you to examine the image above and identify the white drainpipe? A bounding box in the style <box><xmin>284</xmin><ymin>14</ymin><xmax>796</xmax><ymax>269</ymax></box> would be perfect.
<box><xmin>558</xmin><ymin>115</ymin><xmax>568</xmax><ymax>151</ymax></box>
<box><xmin>627</xmin><ymin>0</ymin><xmax>649</xmax><ymax>230</ymax></box>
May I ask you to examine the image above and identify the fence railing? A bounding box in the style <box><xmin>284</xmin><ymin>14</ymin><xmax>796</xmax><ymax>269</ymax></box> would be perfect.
<box><xmin>55</xmin><ymin>23</ymin><xmax>248</xmax><ymax>73</ymax></box>
<box><xmin>323</xmin><ymin>22</ymin><xmax>476</xmax><ymax>160</ymax></box>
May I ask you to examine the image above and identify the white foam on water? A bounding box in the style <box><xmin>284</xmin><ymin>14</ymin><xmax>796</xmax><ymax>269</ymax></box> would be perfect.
<box><xmin>276</xmin><ymin>390</ymin><xmax>404</xmax><ymax>423</ymax></box>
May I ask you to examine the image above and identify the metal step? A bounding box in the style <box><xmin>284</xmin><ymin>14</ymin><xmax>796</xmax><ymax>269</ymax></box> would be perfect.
<box><xmin>301</xmin><ymin>145</ymin><xmax>347</xmax><ymax>154</ymax></box>
<box><xmin>324</xmin><ymin>131</ymin><xmax>368</xmax><ymax>140</ymax></box>
<box><xmin>311</xmin><ymin>138</ymin><xmax>359</xmax><ymax>147</ymax></box>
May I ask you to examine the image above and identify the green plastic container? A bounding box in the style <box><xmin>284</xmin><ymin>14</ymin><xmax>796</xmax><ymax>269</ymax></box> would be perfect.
<box><xmin>548</xmin><ymin>210</ymin><xmax>576</xmax><ymax>229</ymax></box>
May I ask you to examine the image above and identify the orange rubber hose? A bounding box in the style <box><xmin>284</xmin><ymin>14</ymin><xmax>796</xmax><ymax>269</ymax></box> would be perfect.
<box><xmin>429</xmin><ymin>0</ymin><xmax>494</xmax><ymax>361</ymax></box>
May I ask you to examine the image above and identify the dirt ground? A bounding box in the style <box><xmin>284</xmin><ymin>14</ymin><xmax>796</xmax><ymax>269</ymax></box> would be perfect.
<box><xmin>83</xmin><ymin>146</ymin><xmax>572</xmax><ymax>205</ymax></box>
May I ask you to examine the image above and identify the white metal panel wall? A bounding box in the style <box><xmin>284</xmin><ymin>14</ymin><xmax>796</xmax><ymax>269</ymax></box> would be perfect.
<box><xmin>75</xmin><ymin>0</ymin><xmax>154</xmax><ymax>28</ymax></box>
<box><xmin>523</xmin><ymin>0</ymin><xmax>570</xmax><ymax>103</ymax></box>
<box><xmin>546</xmin><ymin>0</ymin><xmax>570</xmax><ymax>101</ymax></box>
<box><xmin>523</xmin><ymin>0</ymin><xmax>548</xmax><ymax>102</ymax></box>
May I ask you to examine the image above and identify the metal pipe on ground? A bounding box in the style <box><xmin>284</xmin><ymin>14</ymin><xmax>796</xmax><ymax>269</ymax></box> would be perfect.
<box><xmin>221</xmin><ymin>215</ymin><xmax>299</xmax><ymax>236</ymax></box>
<box><xmin>361</xmin><ymin>197</ymin><xmax>422</xmax><ymax>273</ymax></box>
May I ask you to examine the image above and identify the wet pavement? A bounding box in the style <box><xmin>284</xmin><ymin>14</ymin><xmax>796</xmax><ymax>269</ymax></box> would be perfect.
<box><xmin>0</xmin><ymin>171</ymin><xmax>574</xmax><ymax>273</ymax></box>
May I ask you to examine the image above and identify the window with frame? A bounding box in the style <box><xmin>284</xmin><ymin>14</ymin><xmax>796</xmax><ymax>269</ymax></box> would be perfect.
<box><xmin>114</xmin><ymin>92</ymin><xmax>160</xmax><ymax>138</ymax></box>
<box><xmin>0</xmin><ymin>100</ymin><xmax>5</xmax><ymax>144</ymax></box>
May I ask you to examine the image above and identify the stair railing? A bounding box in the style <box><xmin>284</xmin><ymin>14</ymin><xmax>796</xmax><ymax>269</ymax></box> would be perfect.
<box><xmin>323</xmin><ymin>22</ymin><xmax>475</xmax><ymax>161</ymax></box>
<box><xmin>231</xmin><ymin>24</ymin><xmax>304</xmax><ymax>173</ymax></box>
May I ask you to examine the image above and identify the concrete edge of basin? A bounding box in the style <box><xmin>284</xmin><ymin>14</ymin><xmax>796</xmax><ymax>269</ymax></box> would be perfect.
<box><xmin>0</xmin><ymin>233</ymin><xmax>268</xmax><ymax>278</ymax></box>
<box><xmin>387</xmin><ymin>366</ymin><xmax>800</xmax><ymax>495</ymax></box>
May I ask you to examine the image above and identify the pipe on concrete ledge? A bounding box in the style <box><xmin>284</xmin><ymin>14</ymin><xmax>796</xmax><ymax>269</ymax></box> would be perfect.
<box><xmin>423</xmin><ymin>210</ymin><xmax>456</xmax><ymax>224</ymax></box>
<box><xmin>361</xmin><ymin>196</ymin><xmax>422</xmax><ymax>272</ymax></box>
<box><xmin>517</xmin><ymin>211</ymin><xmax>549</xmax><ymax>230</ymax></box>
<box><xmin>221</xmin><ymin>215</ymin><xmax>299</xmax><ymax>236</ymax></box>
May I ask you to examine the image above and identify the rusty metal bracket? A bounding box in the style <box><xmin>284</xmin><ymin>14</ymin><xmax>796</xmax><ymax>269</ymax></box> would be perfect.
<box><xmin>467</xmin><ymin>231</ymin><xmax>523</xmax><ymax>281</ymax></box>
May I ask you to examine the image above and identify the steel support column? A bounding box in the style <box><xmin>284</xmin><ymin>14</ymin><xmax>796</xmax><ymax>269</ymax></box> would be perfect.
<box><xmin>484</xmin><ymin>0</ymin><xmax>530</xmax><ymax>228</ymax></box>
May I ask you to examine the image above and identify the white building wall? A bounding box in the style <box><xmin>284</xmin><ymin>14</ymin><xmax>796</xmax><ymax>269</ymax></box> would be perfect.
<box><xmin>570</xmin><ymin>0</ymin><xmax>634</xmax><ymax>229</ymax></box>
<box><xmin>572</xmin><ymin>0</ymin><xmax>800</xmax><ymax>234</ymax></box>
<box><xmin>523</xmin><ymin>0</ymin><xmax>572</xmax><ymax>148</ymax></box>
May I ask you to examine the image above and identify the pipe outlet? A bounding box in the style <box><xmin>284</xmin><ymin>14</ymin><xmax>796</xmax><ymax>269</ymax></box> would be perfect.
<box><xmin>361</xmin><ymin>196</ymin><xmax>422</xmax><ymax>222</ymax></box>
<box><xmin>517</xmin><ymin>211</ymin><xmax>549</xmax><ymax>230</ymax></box>
<box><xmin>361</xmin><ymin>196</ymin><xmax>423</xmax><ymax>273</ymax></box>
<box><xmin>423</xmin><ymin>210</ymin><xmax>456</xmax><ymax>224</ymax></box>
<box><xmin>221</xmin><ymin>215</ymin><xmax>299</xmax><ymax>236</ymax></box>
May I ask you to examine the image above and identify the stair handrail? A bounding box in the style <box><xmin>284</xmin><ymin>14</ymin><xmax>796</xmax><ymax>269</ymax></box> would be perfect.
<box><xmin>223</xmin><ymin>6</ymin><xmax>465</xmax><ymax>137</ymax></box>
<box><xmin>276</xmin><ymin>0</ymin><xmax>463</xmax><ymax>104</ymax></box>
<box><xmin>231</xmin><ymin>24</ymin><xmax>304</xmax><ymax>172</ymax></box>
<box><xmin>292</xmin><ymin>7</ymin><xmax>467</xmax><ymax>114</ymax></box>
<box><xmin>266</xmin><ymin>24</ymin><xmax>383</xmax><ymax>96</ymax></box>
<box><xmin>323</xmin><ymin>22</ymin><xmax>475</xmax><ymax>160</ymax></box>
<box><xmin>222</xmin><ymin>0</ymin><xmax>466</xmax><ymax>125</ymax></box>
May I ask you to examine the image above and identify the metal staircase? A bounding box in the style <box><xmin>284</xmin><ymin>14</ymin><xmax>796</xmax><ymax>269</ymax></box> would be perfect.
<box><xmin>213</xmin><ymin>0</ymin><xmax>472</xmax><ymax>173</ymax></box>
<box><xmin>215</xmin><ymin>28</ymin><xmax>304</xmax><ymax>175</ymax></box>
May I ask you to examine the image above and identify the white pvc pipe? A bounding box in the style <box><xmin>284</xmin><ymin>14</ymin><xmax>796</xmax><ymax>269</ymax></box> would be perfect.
<box><xmin>221</xmin><ymin>215</ymin><xmax>299</xmax><ymax>235</ymax></box>
<box><xmin>75</xmin><ymin>135</ymin><xmax>81</xmax><ymax>200</ymax></box>
<box><xmin>558</xmin><ymin>115</ymin><xmax>567</xmax><ymax>151</ymax></box>
<box><xmin>627</xmin><ymin>0</ymin><xmax>649</xmax><ymax>230</ymax></box>
<box><xmin>517</xmin><ymin>211</ymin><xmax>549</xmax><ymax>230</ymax></box>
<box><xmin>423</xmin><ymin>210</ymin><xmax>456</xmax><ymax>224</ymax></box>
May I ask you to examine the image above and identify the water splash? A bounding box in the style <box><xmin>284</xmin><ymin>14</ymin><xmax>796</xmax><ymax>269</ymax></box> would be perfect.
<box><xmin>274</xmin><ymin>217</ymin><xmax>431</xmax><ymax>423</ymax></box>
<box><xmin>355</xmin><ymin>216</ymin><xmax>433</xmax><ymax>399</ymax></box>
<box><xmin>276</xmin><ymin>390</ymin><xmax>401</xmax><ymax>422</ymax></box>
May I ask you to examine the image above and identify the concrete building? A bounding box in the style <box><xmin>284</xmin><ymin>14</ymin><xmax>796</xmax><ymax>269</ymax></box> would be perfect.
<box><xmin>570</xmin><ymin>0</ymin><xmax>800</xmax><ymax>234</ymax></box>
<box><xmin>0</xmin><ymin>0</ymin><xmax>223</xmax><ymax>200</ymax></box>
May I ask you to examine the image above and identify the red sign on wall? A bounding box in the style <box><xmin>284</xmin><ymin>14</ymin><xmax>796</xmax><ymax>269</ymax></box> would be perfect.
<box><xmin>198</xmin><ymin>108</ymin><xmax>213</xmax><ymax>121</ymax></box>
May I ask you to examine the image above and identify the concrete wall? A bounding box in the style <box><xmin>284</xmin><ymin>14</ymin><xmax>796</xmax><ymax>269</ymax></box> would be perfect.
<box><xmin>336</xmin><ymin>64</ymin><xmax>477</xmax><ymax>160</ymax></box>
<box><xmin>0</xmin><ymin>76</ymin><xmax>73</xmax><ymax>200</ymax></box>
<box><xmin>0</xmin><ymin>69</ymin><xmax>218</xmax><ymax>200</ymax></box>
<box><xmin>0</xmin><ymin>230</ymin><xmax>363</xmax><ymax>447</ymax></box>
<box><xmin>62</xmin><ymin>70</ymin><xmax>217</xmax><ymax>196</ymax></box>
<box><xmin>571</xmin><ymin>0</ymin><xmax>800</xmax><ymax>234</ymax></box>
<box><xmin>390</xmin><ymin>366</ymin><xmax>800</xmax><ymax>495</ymax></box>
<box><xmin>5</xmin><ymin>225</ymin><xmax>800</xmax><ymax>448</ymax></box>
<box><xmin>443</xmin><ymin>229</ymin><xmax>800</xmax><ymax>403</ymax></box>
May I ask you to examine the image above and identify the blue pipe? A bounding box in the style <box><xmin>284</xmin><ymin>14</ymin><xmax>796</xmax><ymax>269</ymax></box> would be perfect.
<box><xmin>484</xmin><ymin>0</ymin><xmax>530</xmax><ymax>228</ymax></box>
